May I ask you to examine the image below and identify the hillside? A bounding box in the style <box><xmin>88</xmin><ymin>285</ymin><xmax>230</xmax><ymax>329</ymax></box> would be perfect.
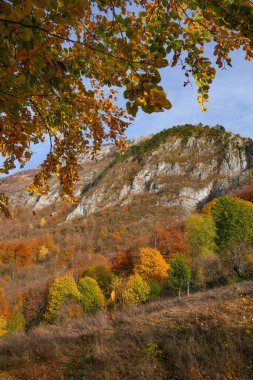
<box><xmin>1</xmin><ymin>124</ymin><xmax>253</xmax><ymax>380</ymax></box>
<box><xmin>2</xmin><ymin>124</ymin><xmax>253</xmax><ymax>219</ymax></box>
<box><xmin>0</xmin><ymin>125</ymin><xmax>253</xmax><ymax>302</ymax></box>
<box><xmin>0</xmin><ymin>281</ymin><xmax>252</xmax><ymax>380</ymax></box>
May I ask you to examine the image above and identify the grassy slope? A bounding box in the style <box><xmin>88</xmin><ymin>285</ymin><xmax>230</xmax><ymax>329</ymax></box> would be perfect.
<box><xmin>0</xmin><ymin>281</ymin><xmax>253</xmax><ymax>380</ymax></box>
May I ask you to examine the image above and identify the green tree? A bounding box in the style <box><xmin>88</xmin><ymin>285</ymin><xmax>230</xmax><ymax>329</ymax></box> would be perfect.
<box><xmin>0</xmin><ymin>1</ymin><xmax>252</xmax><ymax>205</ymax></box>
<box><xmin>184</xmin><ymin>213</ymin><xmax>216</xmax><ymax>258</ymax></box>
<box><xmin>210</xmin><ymin>196</ymin><xmax>253</xmax><ymax>274</ymax></box>
<box><xmin>169</xmin><ymin>255</ymin><xmax>191</xmax><ymax>299</ymax></box>
<box><xmin>78</xmin><ymin>277</ymin><xmax>105</xmax><ymax>314</ymax></box>
<box><xmin>44</xmin><ymin>274</ymin><xmax>80</xmax><ymax>323</ymax></box>
<box><xmin>80</xmin><ymin>265</ymin><xmax>112</xmax><ymax>297</ymax></box>
<box><xmin>148</xmin><ymin>281</ymin><xmax>162</xmax><ymax>301</ymax></box>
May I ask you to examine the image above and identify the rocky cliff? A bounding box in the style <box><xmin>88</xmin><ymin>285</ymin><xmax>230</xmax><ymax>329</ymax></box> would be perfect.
<box><xmin>1</xmin><ymin>124</ymin><xmax>253</xmax><ymax>219</ymax></box>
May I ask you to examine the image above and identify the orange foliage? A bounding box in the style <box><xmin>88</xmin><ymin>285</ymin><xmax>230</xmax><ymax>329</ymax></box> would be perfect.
<box><xmin>134</xmin><ymin>247</ymin><xmax>168</xmax><ymax>282</ymax></box>
<box><xmin>0</xmin><ymin>242</ymin><xmax>34</xmax><ymax>267</ymax></box>
<box><xmin>150</xmin><ymin>221</ymin><xmax>189</xmax><ymax>260</ymax></box>
<box><xmin>112</xmin><ymin>250</ymin><xmax>134</xmax><ymax>276</ymax></box>
<box><xmin>0</xmin><ymin>234</ymin><xmax>59</xmax><ymax>269</ymax></box>
<box><xmin>0</xmin><ymin>287</ymin><xmax>11</xmax><ymax>319</ymax></box>
<box><xmin>233</xmin><ymin>185</ymin><xmax>253</xmax><ymax>203</ymax></box>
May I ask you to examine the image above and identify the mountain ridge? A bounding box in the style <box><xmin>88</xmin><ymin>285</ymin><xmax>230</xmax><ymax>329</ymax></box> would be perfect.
<box><xmin>1</xmin><ymin>124</ymin><xmax>253</xmax><ymax>220</ymax></box>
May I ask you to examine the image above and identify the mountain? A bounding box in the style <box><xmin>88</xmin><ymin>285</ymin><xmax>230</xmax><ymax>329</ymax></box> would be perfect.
<box><xmin>1</xmin><ymin>124</ymin><xmax>253</xmax><ymax>380</ymax></box>
<box><xmin>2</xmin><ymin>124</ymin><xmax>253</xmax><ymax>220</ymax></box>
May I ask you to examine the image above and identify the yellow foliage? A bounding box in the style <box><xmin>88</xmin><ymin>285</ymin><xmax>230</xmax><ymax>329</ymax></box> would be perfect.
<box><xmin>37</xmin><ymin>245</ymin><xmax>49</xmax><ymax>262</ymax></box>
<box><xmin>202</xmin><ymin>198</ymin><xmax>218</xmax><ymax>218</ymax></box>
<box><xmin>124</xmin><ymin>274</ymin><xmax>150</xmax><ymax>305</ymax></box>
<box><xmin>39</xmin><ymin>217</ymin><xmax>47</xmax><ymax>227</ymax></box>
<box><xmin>203</xmin><ymin>196</ymin><xmax>253</xmax><ymax>219</ymax></box>
<box><xmin>134</xmin><ymin>247</ymin><xmax>168</xmax><ymax>282</ymax></box>
<box><xmin>111</xmin><ymin>276</ymin><xmax>128</xmax><ymax>305</ymax></box>
<box><xmin>0</xmin><ymin>317</ymin><xmax>7</xmax><ymax>337</ymax></box>
<box><xmin>44</xmin><ymin>274</ymin><xmax>81</xmax><ymax>323</ymax></box>
<box><xmin>78</xmin><ymin>277</ymin><xmax>105</xmax><ymax>313</ymax></box>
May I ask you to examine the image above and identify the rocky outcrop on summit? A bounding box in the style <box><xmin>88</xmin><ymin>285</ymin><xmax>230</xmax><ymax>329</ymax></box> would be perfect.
<box><xmin>66</xmin><ymin>126</ymin><xmax>253</xmax><ymax>220</ymax></box>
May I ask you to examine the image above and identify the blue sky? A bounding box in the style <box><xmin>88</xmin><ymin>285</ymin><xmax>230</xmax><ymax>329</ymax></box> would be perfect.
<box><xmin>1</xmin><ymin>48</ymin><xmax>253</xmax><ymax>175</ymax></box>
<box><xmin>127</xmin><ymin>49</ymin><xmax>253</xmax><ymax>139</ymax></box>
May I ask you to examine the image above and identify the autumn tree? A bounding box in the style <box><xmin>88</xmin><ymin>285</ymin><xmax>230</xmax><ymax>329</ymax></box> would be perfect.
<box><xmin>0</xmin><ymin>0</ymin><xmax>252</xmax><ymax>206</ymax></box>
<box><xmin>124</xmin><ymin>274</ymin><xmax>150</xmax><ymax>305</ymax></box>
<box><xmin>234</xmin><ymin>185</ymin><xmax>253</xmax><ymax>203</ymax></box>
<box><xmin>0</xmin><ymin>287</ymin><xmax>11</xmax><ymax>319</ymax></box>
<box><xmin>184</xmin><ymin>213</ymin><xmax>216</xmax><ymax>258</ymax></box>
<box><xmin>80</xmin><ymin>264</ymin><xmax>112</xmax><ymax>297</ymax></box>
<box><xmin>0</xmin><ymin>317</ymin><xmax>7</xmax><ymax>337</ymax></box>
<box><xmin>110</xmin><ymin>275</ymin><xmax>128</xmax><ymax>307</ymax></box>
<box><xmin>110</xmin><ymin>274</ymin><xmax>150</xmax><ymax>305</ymax></box>
<box><xmin>134</xmin><ymin>247</ymin><xmax>169</xmax><ymax>282</ymax></box>
<box><xmin>23</xmin><ymin>284</ymin><xmax>49</xmax><ymax>329</ymax></box>
<box><xmin>78</xmin><ymin>277</ymin><xmax>105</xmax><ymax>314</ymax></box>
<box><xmin>44</xmin><ymin>274</ymin><xmax>80</xmax><ymax>322</ymax></box>
<box><xmin>112</xmin><ymin>250</ymin><xmax>134</xmax><ymax>276</ymax></box>
<box><xmin>169</xmin><ymin>255</ymin><xmax>191</xmax><ymax>299</ymax></box>
<box><xmin>149</xmin><ymin>220</ymin><xmax>189</xmax><ymax>260</ymax></box>
<box><xmin>0</xmin><ymin>241</ymin><xmax>34</xmax><ymax>268</ymax></box>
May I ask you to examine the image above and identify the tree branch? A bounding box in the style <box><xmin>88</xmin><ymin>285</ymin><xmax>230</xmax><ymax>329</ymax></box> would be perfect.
<box><xmin>0</xmin><ymin>18</ymin><xmax>144</xmax><ymax>65</ymax></box>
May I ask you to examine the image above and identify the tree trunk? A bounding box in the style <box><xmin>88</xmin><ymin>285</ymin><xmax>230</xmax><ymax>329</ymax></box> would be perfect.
<box><xmin>178</xmin><ymin>288</ymin><xmax>181</xmax><ymax>299</ymax></box>
<box><xmin>187</xmin><ymin>282</ymin><xmax>190</xmax><ymax>298</ymax></box>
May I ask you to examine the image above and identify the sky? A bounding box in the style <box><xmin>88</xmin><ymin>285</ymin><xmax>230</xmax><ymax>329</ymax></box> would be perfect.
<box><xmin>127</xmin><ymin>48</ymin><xmax>253</xmax><ymax>139</ymax></box>
<box><xmin>1</xmin><ymin>48</ymin><xmax>253</xmax><ymax>175</ymax></box>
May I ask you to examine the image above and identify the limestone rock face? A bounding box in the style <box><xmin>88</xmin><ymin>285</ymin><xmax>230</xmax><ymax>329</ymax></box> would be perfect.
<box><xmin>2</xmin><ymin>126</ymin><xmax>253</xmax><ymax>220</ymax></box>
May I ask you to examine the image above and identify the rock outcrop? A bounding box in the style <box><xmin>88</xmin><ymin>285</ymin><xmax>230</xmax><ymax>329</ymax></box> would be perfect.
<box><xmin>1</xmin><ymin>125</ymin><xmax>253</xmax><ymax>220</ymax></box>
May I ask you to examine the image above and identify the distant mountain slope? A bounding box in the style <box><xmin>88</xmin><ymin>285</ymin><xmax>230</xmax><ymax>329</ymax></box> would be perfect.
<box><xmin>1</xmin><ymin>124</ymin><xmax>253</xmax><ymax>219</ymax></box>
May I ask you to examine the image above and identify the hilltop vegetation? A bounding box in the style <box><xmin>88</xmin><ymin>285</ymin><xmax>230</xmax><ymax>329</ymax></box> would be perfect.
<box><xmin>99</xmin><ymin>123</ymin><xmax>239</xmax><ymax>171</ymax></box>
<box><xmin>1</xmin><ymin>192</ymin><xmax>253</xmax><ymax>336</ymax></box>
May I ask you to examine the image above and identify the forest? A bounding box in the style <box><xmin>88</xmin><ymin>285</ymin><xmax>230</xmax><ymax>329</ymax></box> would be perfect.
<box><xmin>1</xmin><ymin>190</ymin><xmax>253</xmax><ymax>335</ymax></box>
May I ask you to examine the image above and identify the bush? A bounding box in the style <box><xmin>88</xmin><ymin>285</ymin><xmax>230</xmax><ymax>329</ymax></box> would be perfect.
<box><xmin>57</xmin><ymin>300</ymin><xmax>84</xmax><ymax>321</ymax></box>
<box><xmin>134</xmin><ymin>247</ymin><xmax>168</xmax><ymax>282</ymax></box>
<box><xmin>110</xmin><ymin>275</ymin><xmax>127</xmax><ymax>306</ymax></box>
<box><xmin>148</xmin><ymin>280</ymin><xmax>162</xmax><ymax>301</ymax></box>
<box><xmin>6</xmin><ymin>303</ymin><xmax>25</xmax><ymax>334</ymax></box>
<box><xmin>78</xmin><ymin>277</ymin><xmax>105</xmax><ymax>313</ymax></box>
<box><xmin>80</xmin><ymin>265</ymin><xmax>112</xmax><ymax>297</ymax></box>
<box><xmin>23</xmin><ymin>284</ymin><xmax>49</xmax><ymax>329</ymax></box>
<box><xmin>44</xmin><ymin>274</ymin><xmax>80</xmax><ymax>323</ymax></box>
<box><xmin>124</xmin><ymin>274</ymin><xmax>150</xmax><ymax>304</ymax></box>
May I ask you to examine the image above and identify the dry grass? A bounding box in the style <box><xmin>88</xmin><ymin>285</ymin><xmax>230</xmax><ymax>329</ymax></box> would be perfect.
<box><xmin>0</xmin><ymin>281</ymin><xmax>253</xmax><ymax>379</ymax></box>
